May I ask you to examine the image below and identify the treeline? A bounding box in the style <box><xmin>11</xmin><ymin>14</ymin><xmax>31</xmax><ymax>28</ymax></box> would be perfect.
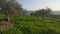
<box><xmin>31</xmin><ymin>8</ymin><xmax>53</xmax><ymax>17</ymax></box>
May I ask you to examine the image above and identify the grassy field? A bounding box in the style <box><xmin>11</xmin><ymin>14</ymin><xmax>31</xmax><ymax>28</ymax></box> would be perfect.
<box><xmin>0</xmin><ymin>16</ymin><xmax>60</xmax><ymax>34</ymax></box>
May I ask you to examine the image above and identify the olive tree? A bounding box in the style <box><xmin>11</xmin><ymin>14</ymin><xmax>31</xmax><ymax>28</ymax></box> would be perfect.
<box><xmin>0</xmin><ymin>0</ymin><xmax>24</xmax><ymax>21</ymax></box>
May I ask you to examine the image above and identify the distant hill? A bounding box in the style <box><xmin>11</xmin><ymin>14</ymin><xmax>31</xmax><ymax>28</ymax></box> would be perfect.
<box><xmin>25</xmin><ymin>11</ymin><xmax>60</xmax><ymax>16</ymax></box>
<box><xmin>25</xmin><ymin>11</ymin><xmax>32</xmax><ymax>16</ymax></box>
<box><xmin>52</xmin><ymin>11</ymin><xmax>60</xmax><ymax>15</ymax></box>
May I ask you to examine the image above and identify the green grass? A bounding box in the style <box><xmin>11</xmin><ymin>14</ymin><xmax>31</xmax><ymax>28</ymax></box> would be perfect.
<box><xmin>0</xmin><ymin>16</ymin><xmax>60</xmax><ymax>34</ymax></box>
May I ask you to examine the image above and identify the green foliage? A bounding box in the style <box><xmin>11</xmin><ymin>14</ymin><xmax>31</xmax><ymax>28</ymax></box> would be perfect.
<box><xmin>0</xmin><ymin>27</ymin><xmax>23</xmax><ymax>34</ymax></box>
<box><xmin>0</xmin><ymin>0</ymin><xmax>24</xmax><ymax>16</ymax></box>
<box><xmin>0</xmin><ymin>16</ymin><xmax>60</xmax><ymax>34</ymax></box>
<box><xmin>31</xmin><ymin>8</ymin><xmax>53</xmax><ymax>17</ymax></box>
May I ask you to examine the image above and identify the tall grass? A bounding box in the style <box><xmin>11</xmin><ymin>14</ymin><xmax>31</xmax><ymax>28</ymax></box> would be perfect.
<box><xmin>0</xmin><ymin>16</ymin><xmax>60</xmax><ymax>34</ymax></box>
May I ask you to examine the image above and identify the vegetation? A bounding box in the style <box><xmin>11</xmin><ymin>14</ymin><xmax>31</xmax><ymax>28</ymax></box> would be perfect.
<box><xmin>0</xmin><ymin>0</ymin><xmax>24</xmax><ymax>16</ymax></box>
<box><xmin>31</xmin><ymin>7</ymin><xmax>53</xmax><ymax>17</ymax></box>
<box><xmin>0</xmin><ymin>0</ymin><xmax>59</xmax><ymax>34</ymax></box>
<box><xmin>0</xmin><ymin>0</ymin><xmax>24</xmax><ymax>23</ymax></box>
<box><xmin>0</xmin><ymin>16</ymin><xmax>60</xmax><ymax>34</ymax></box>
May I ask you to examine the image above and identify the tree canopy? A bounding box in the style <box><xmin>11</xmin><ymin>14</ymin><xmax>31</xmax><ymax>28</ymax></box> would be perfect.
<box><xmin>0</xmin><ymin>0</ymin><xmax>24</xmax><ymax>16</ymax></box>
<box><xmin>31</xmin><ymin>8</ymin><xmax>53</xmax><ymax>17</ymax></box>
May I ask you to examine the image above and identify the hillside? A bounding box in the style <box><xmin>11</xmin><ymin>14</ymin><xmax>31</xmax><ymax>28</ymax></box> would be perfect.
<box><xmin>0</xmin><ymin>16</ymin><xmax>60</xmax><ymax>34</ymax></box>
<box><xmin>25</xmin><ymin>11</ymin><xmax>32</xmax><ymax>16</ymax></box>
<box><xmin>53</xmin><ymin>11</ymin><xmax>60</xmax><ymax>15</ymax></box>
<box><xmin>25</xmin><ymin>11</ymin><xmax>60</xmax><ymax>16</ymax></box>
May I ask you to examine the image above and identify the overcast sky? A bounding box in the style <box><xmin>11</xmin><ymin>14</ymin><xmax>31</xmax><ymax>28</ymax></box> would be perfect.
<box><xmin>17</xmin><ymin>0</ymin><xmax>60</xmax><ymax>11</ymax></box>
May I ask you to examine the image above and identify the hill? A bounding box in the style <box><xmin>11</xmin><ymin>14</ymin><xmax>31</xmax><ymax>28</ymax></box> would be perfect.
<box><xmin>0</xmin><ymin>16</ymin><xmax>60</xmax><ymax>34</ymax></box>
<box><xmin>25</xmin><ymin>11</ymin><xmax>60</xmax><ymax>16</ymax></box>
<box><xmin>25</xmin><ymin>11</ymin><xmax>32</xmax><ymax>16</ymax></box>
<box><xmin>52</xmin><ymin>11</ymin><xmax>60</xmax><ymax>15</ymax></box>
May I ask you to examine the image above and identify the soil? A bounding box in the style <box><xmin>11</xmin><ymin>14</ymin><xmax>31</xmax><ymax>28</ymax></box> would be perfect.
<box><xmin>0</xmin><ymin>21</ymin><xmax>13</xmax><ymax>30</ymax></box>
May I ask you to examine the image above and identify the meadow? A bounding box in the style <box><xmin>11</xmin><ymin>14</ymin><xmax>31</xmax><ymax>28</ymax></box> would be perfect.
<box><xmin>0</xmin><ymin>16</ymin><xmax>60</xmax><ymax>34</ymax></box>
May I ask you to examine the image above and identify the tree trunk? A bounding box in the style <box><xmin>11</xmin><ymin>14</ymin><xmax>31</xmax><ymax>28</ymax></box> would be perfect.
<box><xmin>7</xmin><ymin>15</ymin><xmax>10</xmax><ymax>22</ymax></box>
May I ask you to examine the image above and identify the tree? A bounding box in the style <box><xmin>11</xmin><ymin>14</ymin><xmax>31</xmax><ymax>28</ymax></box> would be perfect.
<box><xmin>0</xmin><ymin>0</ymin><xmax>24</xmax><ymax>21</ymax></box>
<box><xmin>31</xmin><ymin>8</ymin><xmax>53</xmax><ymax>17</ymax></box>
<box><xmin>0</xmin><ymin>0</ymin><xmax>24</xmax><ymax>15</ymax></box>
<box><xmin>46</xmin><ymin>7</ymin><xmax>53</xmax><ymax>17</ymax></box>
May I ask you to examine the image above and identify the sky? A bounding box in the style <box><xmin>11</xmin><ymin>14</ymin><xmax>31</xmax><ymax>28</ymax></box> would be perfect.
<box><xmin>17</xmin><ymin>0</ymin><xmax>60</xmax><ymax>11</ymax></box>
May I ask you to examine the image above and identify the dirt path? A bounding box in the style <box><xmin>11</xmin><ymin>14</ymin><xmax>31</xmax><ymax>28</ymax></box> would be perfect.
<box><xmin>0</xmin><ymin>21</ymin><xmax>13</xmax><ymax>30</ymax></box>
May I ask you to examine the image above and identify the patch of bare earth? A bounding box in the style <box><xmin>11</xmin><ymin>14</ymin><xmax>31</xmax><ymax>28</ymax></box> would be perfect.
<box><xmin>0</xmin><ymin>21</ymin><xmax>13</xmax><ymax>30</ymax></box>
